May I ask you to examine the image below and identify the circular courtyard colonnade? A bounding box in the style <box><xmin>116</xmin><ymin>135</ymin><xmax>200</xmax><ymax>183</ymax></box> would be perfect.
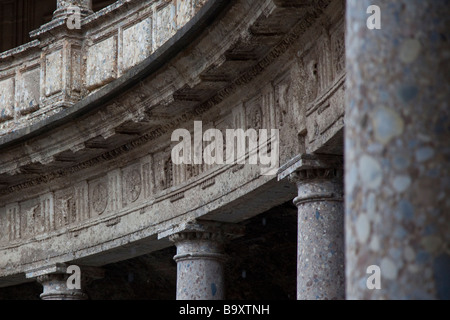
<box><xmin>0</xmin><ymin>0</ymin><xmax>447</xmax><ymax>300</ymax></box>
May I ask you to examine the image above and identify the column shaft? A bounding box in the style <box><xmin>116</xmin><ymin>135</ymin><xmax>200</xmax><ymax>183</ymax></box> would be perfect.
<box><xmin>171</xmin><ymin>232</ymin><xmax>227</xmax><ymax>300</ymax></box>
<box><xmin>345</xmin><ymin>0</ymin><xmax>449</xmax><ymax>299</ymax></box>
<box><xmin>294</xmin><ymin>169</ymin><xmax>344</xmax><ymax>300</ymax></box>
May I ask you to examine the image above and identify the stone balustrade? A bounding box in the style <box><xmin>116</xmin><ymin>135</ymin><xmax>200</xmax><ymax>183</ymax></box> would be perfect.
<box><xmin>0</xmin><ymin>0</ymin><xmax>208</xmax><ymax>136</ymax></box>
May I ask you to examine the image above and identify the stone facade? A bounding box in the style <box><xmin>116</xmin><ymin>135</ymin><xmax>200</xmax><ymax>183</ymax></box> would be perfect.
<box><xmin>0</xmin><ymin>0</ymin><xmax>447</xmax><ymax>300</ymax></box>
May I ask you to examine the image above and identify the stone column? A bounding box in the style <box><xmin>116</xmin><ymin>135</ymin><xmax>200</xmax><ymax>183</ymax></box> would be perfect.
<box><xmin>345</xmin><ymin>1</ymin><xmax>449</xmax><ymax>299</ymax></box>
<box><xmin>26</xmin><ymin>263</ymin><xmax>103</xmax><ymax>300</ymax></box>
<box><xmin>278</xmin><ymin>154</ymin><xmax>344</xmax><ymax>300</ymax></box>
<box><xmin>53</xmin><ymin>0</ymin><xmax>93</xmax><ymax>19</ymax></box>
<box><xmin>169</xmin><ymin>221</ymin><xmax>242</xmax><ymax>300</ymax></box>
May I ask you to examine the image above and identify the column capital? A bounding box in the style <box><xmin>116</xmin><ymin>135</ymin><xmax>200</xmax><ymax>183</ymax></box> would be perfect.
<box><xmin>277</xmin><ymin>154</ymin><xmax>343</xmax><ymax>183</ymax></box>
<box><xmin>26</xmin><ymin>263</ymin><xmax>104</xmax><ymax>300</ymax></box>
<box><xmin>167</xmin><ymin>220</ymin><xmax>245</xmax><ymax>244</ymax></box>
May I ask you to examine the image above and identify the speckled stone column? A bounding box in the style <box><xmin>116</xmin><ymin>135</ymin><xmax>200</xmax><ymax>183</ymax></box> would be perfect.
<box><xmin>292</xmin><ymin>168</ymin><xmax>344</xmax><ymax>300</ymax></box>
<box><xmin>170</xmin><ymin>230</ymin><xmax>227</xmax><ymax>300</ymax></box>
<box><xmin>278</xmin><ymin>154</ymin><xmax>345</xmax><ymax>300</ymax></box>
<box><xmin>346</xmin><ymin>1</ymin><xmax>449</xmax><ymax>299</ymax></box>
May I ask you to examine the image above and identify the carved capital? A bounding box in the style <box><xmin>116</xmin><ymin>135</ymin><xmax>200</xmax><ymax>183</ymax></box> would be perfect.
<box><xmin>169</xmin><ymin>221</ymin><xmax>244</xmax><ymax>263</ymax></box>
<box><xmin>289</xmin><ymin>167</ymin><xmax>343</xmax><ymax>183</ymax></box>
<box><xmin>26</xmin><ymin>263</ymin><xmax>104</xmax><ymax>300</ymax></box>
<box><xmin>168</xmin><ymin>220</ymin><xmax>244</xmax><ymax>245</ymax></box>
<box><xmin>278</xmin><ymin>153</ymin><xmax>343</xmax><ymax>182</ymax></box>
<box><xmin>37</xmin><ymin>273</ymin><xmax>88</xmax><ymax>300</ymax></box>
<box><xmin>53</xmin><ymin>0</ymin><xmax>93</xmax><ymax>19</ymax></box>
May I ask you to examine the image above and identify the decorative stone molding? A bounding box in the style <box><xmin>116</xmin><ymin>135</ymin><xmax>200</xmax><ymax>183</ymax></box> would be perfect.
<box><xmin>26</xmin><ymin>263</ymin><xmax>104</xmax><ymax>300</ymax></box>
<box><xmin>168</xmin><ymin>220</ymin><xmax>245</xmax><ymax>245</ymax></box>
<box><xmin>0</xmin><ymin>0</ymin><xmax>345</xmax><ymax>288</ymax></box>
<box><xmin>0</xmin><ymin>0</ymin><xmax>211</xmax><ymax>136</ymax></box>
<box><xmin>53</xmin><ymin>0</ymin><xmax>94</xmax><ymax>20</ymax></box>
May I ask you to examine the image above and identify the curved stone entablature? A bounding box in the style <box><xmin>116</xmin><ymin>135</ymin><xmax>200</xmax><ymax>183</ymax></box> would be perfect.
<box><xmin>0</xmin><ymin>0</ymin><xmax>345</xmax><ymax>286</ymax></box>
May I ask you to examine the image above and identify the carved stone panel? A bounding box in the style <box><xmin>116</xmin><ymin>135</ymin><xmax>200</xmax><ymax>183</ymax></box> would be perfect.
<box><xmin>274</xmin><ymin>71</ymin><xmax>302</xmax><ymax>164</ymax></box>
<box><xmin>141</xmin><ymin>155</ymin><xmax>155</xmax><ymax>199</ymax></box>
<box><xmin>18</xmin><ymin>66</ymin><xmax>40</xmax><ymax>115</ymax></box>
<box><xmin>0</xmin><ymin>76</ymin><xmax>15</xmax><ymax>122</ymax></box>
<box><xmin>89</xmin><ymin>178</ymin><xmax>108</xmax><ymax>217</ymax></box>
<box><xmin>122</xmin><ymin>164</ymin><xmax>142</xmax><ymax>206</ymax></box>
<box><xmin>20</xmin><ymin>198</ymin><xmax>40</xmax><ymax>239</ymax></box>
<box><xmin>154</xmin><ymin>2</ymin><xmax>176</xmax><ymax>49</ymax></box>
<box><xmin>39</xmin><ymin>193</ymin><xmax>55</xmax><ymax>233</ymax></box>
<box><xmin>54</xmin><ymin>187</ymin><xmax>75</xmax><ymax>229</ymax></box>
<box><xmin>316</xmin><ymin>33</ymin><xmax>332</xmax><ymax>95</ymax></box>
<box><xmin>44</xmin><ymin>50</ymin><xmax>63</xmax><ymax>97</ymax></box>
<box><xmin>245</xmin><ymin>94</ymin><xmax>263</xmax><ymax>130</ymax></box>
<box><xmin>108</xmin><ymin>169</ymin><xmax>122</xmax><ymax>213</ymax></box>
<box><xmin>164</xmin><ymin>156</ymin><xmax>174</xmax><ymax>190</ymax></box>
<box><xmin>331</xmin><ymin>22</ymin><xmax>345</xmax><ymax>78</ymax></box>
<box><xmin>122</xmin><ymin>16</ymin><xmax>153</xmax><ymax>72</ymax></box>
<box><xmin>0</xmin><ymin>206</ymin><xmax>6</xmax><ymax>243</ymax></box>
<box><xmin>74</xmin><ymin>181</ymin><xmax>89</xmax><ymax>222</ymax></box>
<box><xmin>176</xmin><ymin>0</ymin><xmax>193</xmax><ymax>28</ymax></box>
<box><xmin>86</xmin><ymin>36</ymin><xmax>118</xmax><ymax>90</ymax></box>
<box><xmin>6</xmin><ymin>203</ymin><xmax>20</xmax><ymax>241</ymax></box>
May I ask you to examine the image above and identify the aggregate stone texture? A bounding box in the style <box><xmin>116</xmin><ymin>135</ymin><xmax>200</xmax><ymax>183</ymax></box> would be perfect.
<box><xmin>345</xmin><ymin>0</ymin><xmax>450</xmax><ymax>299</ymax></box>
<box><xmin>173</xmin><ymin>237</ymin><xmax>226</xmax><ymax>300</ymax></box>
<box><xmin>295</xmin><ymin>176</ymin><xmax>344</xmax><ymax>300</ymax></box>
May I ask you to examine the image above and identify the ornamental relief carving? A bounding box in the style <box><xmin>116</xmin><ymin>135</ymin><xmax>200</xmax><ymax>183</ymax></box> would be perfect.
<box><xmin>124</xmin><ymin>167</ymin><xmax>142</xmax><ymax>204</ymax></box>
<box><xmin>0</xmin><ymin>21</ymin><xmax>346</xmax><ymax>245</ymax></box>
<box><xmin>91</xmin><ymin>181</ymin><xmax>108</xmax><ymax>215</ymax></box>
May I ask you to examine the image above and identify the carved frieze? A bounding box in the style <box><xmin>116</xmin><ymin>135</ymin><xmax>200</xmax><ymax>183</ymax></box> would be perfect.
<box><xmin>123</xmin><ymin>166</ymin><xmax>142</xmax><ymax>204</ymax></box>
<box><xmin>90</xmin><ymin>179</ymin><xmax>108</xmax><ymax>216</ymax></box>
<box><xmin>0</xmin><ymin>0</ymin><xmax>345</xmax><ymax>262</ymax></box>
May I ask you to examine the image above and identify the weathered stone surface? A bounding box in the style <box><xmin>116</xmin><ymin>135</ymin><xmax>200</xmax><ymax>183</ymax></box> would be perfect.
<box><xmin>279</xmin><ymin>155</ymin><xmax>344</xmax><ymax>300</ymax></box>
<box><xmin>0</xmin><ymin>0</ymin><xmax>347</xmax><ymax>300</ymax></box>
<box><xmin>345</xmin><ymin>0</ymin><xmax>449</xmax><ymax>299</ymax></box>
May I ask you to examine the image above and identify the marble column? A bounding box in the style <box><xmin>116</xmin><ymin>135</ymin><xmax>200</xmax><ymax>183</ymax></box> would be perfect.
<box><xmin>345</xmin><ymin>0</ymin><xmax>449</xmax><ymax>299</ymax></box>
<box><xmin>278</xmin><ymin>154</ymin><xmax>345</xmax><ymax>300</ymax></box>
<box><xmin>169</xmin><ymin>222</ymin><xmax>242</xmax><ymax>300</ymax></box>
<box><xmin>26</xmin><ymin>263</ymin><xmax>103</xmax><ymax>300</ymax></box>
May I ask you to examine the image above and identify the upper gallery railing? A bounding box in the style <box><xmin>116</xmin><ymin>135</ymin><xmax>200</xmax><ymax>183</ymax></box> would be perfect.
<box><xmin>0</xmin><ymin>0</ymin><xmax>208</xmax><ymax>137</ymax></box>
